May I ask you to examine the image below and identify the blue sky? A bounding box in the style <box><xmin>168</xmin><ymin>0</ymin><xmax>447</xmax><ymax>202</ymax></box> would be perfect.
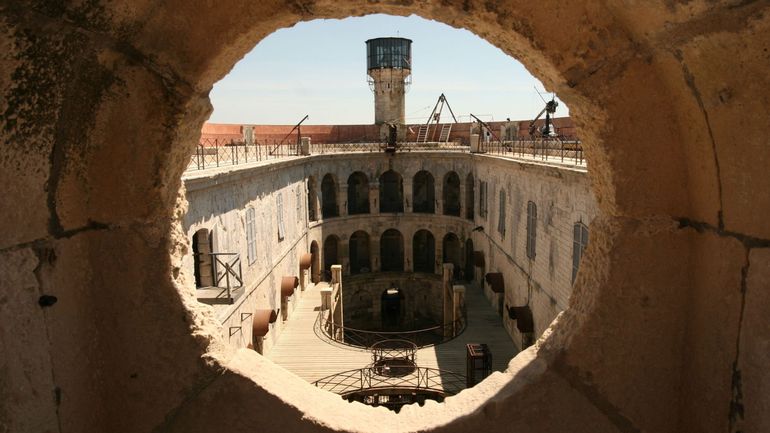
<box><xmin>208</xmin><ymin>14</ymin><xmax>568</xmax><ymax>125</ymax></box>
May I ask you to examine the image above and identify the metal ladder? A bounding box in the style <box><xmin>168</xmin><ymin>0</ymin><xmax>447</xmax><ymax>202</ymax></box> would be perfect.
<box><xmin>438</xmin><ymin>124</ymin><xmax>452</xmax><ymax>142</ymax></box>
<box><xmin>416</xmin><ymin>124</ymin><xmax>430</xmax><ymax>143</ymax></box>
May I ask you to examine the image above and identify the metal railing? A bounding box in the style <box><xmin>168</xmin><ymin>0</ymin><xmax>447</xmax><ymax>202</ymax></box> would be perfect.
<box><xmin>195</xmin><ymin>252</ymin><xmax>243</xmax><ymax>302</ymax></box>
<box><xmin>317</xmin><ymin>309</ymin><xmax>466</xmax><ymax>349</ymax></box>
<box><xmin>187</xmin><ymin>138</ymin><xmax>298</xmax><ymax>171</ymax></box>
<box><xmin>313</xmin><ymin>366</ymin><xmax>466</xmax><ymax>397</ymax></box>
<box><xmin>482</xmin><ymin>137</ymin><xmax>584</xmax><ymax>165</ymax></box>
<box><xmin>310</xmin><ymin>141</ymin><xmax>469</xmax><ymax>154</ymax></box>
<box><xmin>185</xmin><ymin>137</ymin><xmax>584</xmax><ymax>173</ymax></box>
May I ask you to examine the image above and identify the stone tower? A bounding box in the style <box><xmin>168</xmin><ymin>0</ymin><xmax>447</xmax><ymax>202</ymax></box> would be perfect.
<box><xmin>366</xmin><ymin>37</ymin><xmax>412</xmax><ymax>141</ymax></box>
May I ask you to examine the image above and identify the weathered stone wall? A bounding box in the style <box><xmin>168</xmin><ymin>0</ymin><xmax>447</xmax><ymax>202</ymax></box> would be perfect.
<box><xmin>470</xmin><ymin>155</ymin><xmax>597</xmax><ymax>347</ymax></box>
<box><xmin>183</xmin><ymin>158</ymin><xmax>312</xmax><ymax>354</ymax></box>
<box><xmin>1</xmin><ymin>2</ymin><xmax>769</xmax><ymax>433</ymax></box>
<box><xmin>342</xmin><ymin>273</ymin><xmax>444</xmax><ymax>329</ymax></box>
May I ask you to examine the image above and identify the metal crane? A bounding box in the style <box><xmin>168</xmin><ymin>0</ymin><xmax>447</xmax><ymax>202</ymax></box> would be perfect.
<box><xmin>528</xmin><ymin>90</ymin><xmax>559</xmax><ymax>138</ymax></box>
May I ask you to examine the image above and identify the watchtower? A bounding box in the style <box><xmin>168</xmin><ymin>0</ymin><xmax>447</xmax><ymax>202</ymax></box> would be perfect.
<box><xmin>366</xmin><ymin>37</ymin><xmax>412</xmax><ymax>142</ymax></box>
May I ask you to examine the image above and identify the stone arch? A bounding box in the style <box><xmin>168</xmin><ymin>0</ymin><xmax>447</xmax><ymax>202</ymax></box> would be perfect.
<box><xmin>412</xmin><ymin>170</ymin><xmax>435</xmax><ymax>213</ymax></box>
<box><xmin>2</xmin><ymin>3</ymin><xmax>764</xmax><ymax>433</ymax></box>
<box><xmin>347</xmin><ymin>171</ymin><xmax>370</xmax><ymax>215</ymax></box>
<box><xmin>323</xmin><ymin>234</ymin><xmax>339</xmax><ymax>281</ymax></box>
<box><xmin>321</xmin><ymin>173</ymin><xmax>339</xmax><ymax>218</ymax></box>
<box><xmin>442</xmin><ymin>232</ymin><xmax>462</xmax><ymax>280</ymax></box>
<box><xmin>380</xmin><ymin>228</ymin><xmax>404</xmax><ymax>272</ymax></box>
<box><xmin>349</xmin><ymin>230</ymin><xmax>371</xmax><ymax>275</ymax></box>
<box><xmin>307</xmin><ymin>175</ymin><xmax>318</xmax><ymax>222</ymax></box>
<box><xmin>379</xmin><ymin>170</ymin><xmax>404</xmax><ymax>213</ymax></box>
<box><xmin>412</xmin><ymin>229</ymin><xmax>436</xmax><ymax>274</ymax></box>
<box><xmin>443</xmin><ymin>171</ymin><xmax>461</xmax><ymax>216</ymax></box>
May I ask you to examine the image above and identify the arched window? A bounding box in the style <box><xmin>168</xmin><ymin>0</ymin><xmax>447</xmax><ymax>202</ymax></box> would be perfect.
<box><xmin>572</xmin><ymin>222</ymin><xmax>589</xmax><ymax>284</ymax></box>
<box><xmin>443</xmin><ymin>233</ymin><xmax>461</xmax><ymax>280</ymax></box>
<box><xmin>526</xmin><ymin>201</ymin><xmax>537</xmax><ymax>260</ymax></box>
<box><xmin>347</xmin><ymin>172</ymin><xmax>370</xmax><ymax>215</ymax></box>
<box><xmin>379</xmin><ymin>170</ymin><xmax>404</xmax><ymax>213</ymax></box>
<box><xmin>412</xmin><ymin>229</ymin><xmax>436</xmax><ymax>273</ymax></box>
<box><xmin>321</xmin><ymin>174</ymin><xmax>338</xmax><ymax>218</ymax></box>
<box><xmin>349</xmin><ymin>231</ymin><xmax>371</xmax><ymax>275</ymax></box>
<box><xmin>380</xmin><ymin>229</ymin><xmax>404</xmax><ymax>271</ymax></box>
<box><xmin>413</xmin><ymin>170</ymin><xmax>435</xmax><ymax>213</ymax></box>
<box><xmin>323</xmin><ymin>235</ymin><xmax>339</xmax><ymax>281</ymax></box>
<box><xmin>443</xmin><ymin>171</ymin><xmax>461</xmax><ymax>216</ymax></box>
<box><xmin>465</xmin><ymin>173</ymin><xmax>475</xmax><ymax>220</ymax></box>
<box><xmin>307</xmin><ymin>176</ymin><xmax>318</xmax><ymax>222</ymax></box>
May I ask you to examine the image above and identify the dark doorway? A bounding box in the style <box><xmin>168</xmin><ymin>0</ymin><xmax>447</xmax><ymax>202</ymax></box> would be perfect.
<box><xmin>307</xmin><ymin>176</ymin><xmax>318</xmax><ymax>221</ymax></box>
<box><xmin>443</xmin><ymin>171</ymin><xmax>461</xmax><ymax>216</ymax></box>
<box><xmin>193</xmin><ymin>228</ymin><xmax>214</xmax><ymax>288</ymax></box>
<box><xmin>347</xmin><ymin>172</ymin><xmax>370</xmax><ymax>215</ymax></box>
<box><xmin>310</xmin><ymin>241</ymin><xmax>320</xmax><ymax>283</ymax></box>
<box><xmin>379</xmin><ymin>170</ymin><xmax>404</xmax><ymax>213</ymax></box>
<box><xmin>381</xmin><ymin>287</ymin><xmax>404</xmax><ymax>329</ymax></box>
<box><xmin>412</xmin><ymin>229</ymin><xmax>435</xmax><ymax>273</ymax></box>
<box><xmin>323</xmin><ymin>235</ymin><xmax>339</xmax><ymax>281</ymax></box>
<box><xmin>443</xmin><ymin>233</ymin><xmax>461</xmax><ymax>280</ymax></box>
<box><xmin>412</xmin><ymin>170</ymin><xmax>435</xmax><ymax>213</ymax></box>
<box><xmin>321</xmin><ymin>174</ymin><xmax>339</xmax><ymax>218</ymax></box>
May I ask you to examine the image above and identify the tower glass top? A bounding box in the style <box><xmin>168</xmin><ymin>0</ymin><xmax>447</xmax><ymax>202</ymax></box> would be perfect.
<box><xmin>366</xmin><ymin>37</ymin><xmax>412</xmax><ymax>71</ymax></box>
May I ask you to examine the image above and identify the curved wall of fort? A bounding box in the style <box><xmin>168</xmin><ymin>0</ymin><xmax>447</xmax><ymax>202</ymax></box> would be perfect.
<box><xmin>183</xmin><ymin>151</ymin><xmax>595</xmax><ymax>354</ymax></box>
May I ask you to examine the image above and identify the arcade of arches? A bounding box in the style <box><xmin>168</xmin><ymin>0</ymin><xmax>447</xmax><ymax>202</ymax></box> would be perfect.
<box><xmin>2</xmin><ymin>2</ymin><xmax>770</xmax><ymax>433</ymax></box>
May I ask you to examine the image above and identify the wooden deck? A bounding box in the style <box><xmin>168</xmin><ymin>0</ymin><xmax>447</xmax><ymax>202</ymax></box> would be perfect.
<box><xmin>267</xmin><ymin>281</ymin><xmax>518</xmax><ymax>384</ymax></box>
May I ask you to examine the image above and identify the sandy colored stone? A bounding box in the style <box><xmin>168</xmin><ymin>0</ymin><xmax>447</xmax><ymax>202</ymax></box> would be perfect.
<box><xmin>739</xmin><ymin>248</ymin><xmax>770</xmax><ymax>433</ymax></box>
<box><xmin>0</xmin><ymin>1</ymin><xmax>769</xmax><ymax>433</ymax></box>
<box><xmin>0</xmin><ymin>248</ymin><xmax>58</xmax><ymax>433</ymax></box>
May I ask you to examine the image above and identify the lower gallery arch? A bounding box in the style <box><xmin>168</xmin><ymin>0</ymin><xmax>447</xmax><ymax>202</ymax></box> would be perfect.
<box><xmin>3</xmin><ymin>2</ymin><xmax>755</xmax><ymax>433</ymax></box>
<box><xmin>413</xmin><ymin>229</ymin><xmax>436</xmax><ymax>273</ymax></box>
<box><xmin>380</xmin><ymin>228</ymin><xmax>404</xmax><ymax>272</ymax></box>
<box><xmin>323</xmin><ymin>235</ymin><xmax>339</xmax><ymax>280</ymax></box>
<box><xmin>310</xmin><ymin>241</ymin><xmax>320</xmax><ymax>283</ymax></box>
<box><xmin>442</xmin><ymin>232</ymin><xmax>461</xmax><ymax>280</ymax></box>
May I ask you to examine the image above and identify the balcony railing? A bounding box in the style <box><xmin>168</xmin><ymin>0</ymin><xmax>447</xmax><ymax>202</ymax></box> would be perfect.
<box><xmin>482</xmin><ymin>137</ymin><xmax>585</xmax><ymax>165</ymax></box>
<box><xmin>195</xmin><ymin>252</ymin><xmax>243</xmax><ymax>305</ymax></box>
<box><xmin>185</xmin><ymin>137</ymin><xmax>585</xmax><ymax>173</ymax></box>
<box><xmin>316</xmin><ymin>308</ymin><xmax>466</xmax><ymax>349</ymax></box>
